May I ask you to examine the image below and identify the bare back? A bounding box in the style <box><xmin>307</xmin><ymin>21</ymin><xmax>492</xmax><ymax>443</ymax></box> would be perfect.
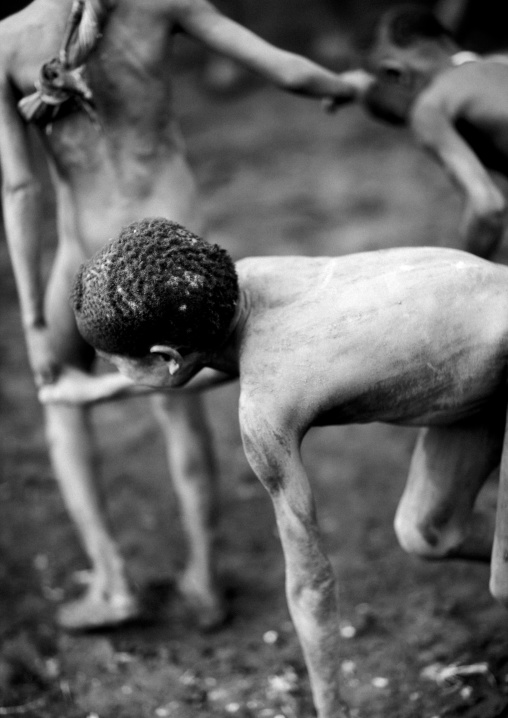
<box><xmin>237</xmin><ymin>248</ymin><xmax>508</xmax><ymax>431</ymax></box>
<box><xmin>2</xmin><ymin>0</ymin><xmax>200</xmax><ymax>252</ymax></box>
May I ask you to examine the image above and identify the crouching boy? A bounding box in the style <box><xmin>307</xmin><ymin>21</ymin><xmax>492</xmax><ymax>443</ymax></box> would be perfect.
<box><xmin>41</xmin><ymin>217</ymin><xmax>508</xmax><ymax>718</ymax></box>
<box><xmin>357</xmin><ymin>5</ymin><xmax>508</xmax><ymax>259</ymax></box>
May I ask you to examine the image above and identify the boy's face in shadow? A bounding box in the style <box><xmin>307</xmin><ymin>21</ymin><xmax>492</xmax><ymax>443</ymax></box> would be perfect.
<box><xmin>98</xmin><ymin>346</ymin><xmax>203</xmax><ymax>388</ymax></box>
<box><xmin>364</xmin><ymin>29</ymin><xmax>441</xmax><ymax>125</ymax></box>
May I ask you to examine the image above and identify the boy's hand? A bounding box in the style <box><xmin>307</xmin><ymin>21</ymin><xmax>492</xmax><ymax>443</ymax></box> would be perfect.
<box><xmin>25</xmin><ymin>324</ymin><xmax>61</xmax><ymax>387</ymax></box>
<box><xmin>38</xmin><ymin>368</ymin><xmax>134</xmax><ymax>405</ymax></box>
<box><xmin>38</xmin><ymin>368</ymin><xmax>93</xmax><ymax>404</ymax></box>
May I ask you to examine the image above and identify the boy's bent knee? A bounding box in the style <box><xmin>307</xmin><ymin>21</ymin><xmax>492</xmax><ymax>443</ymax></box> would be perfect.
<box><xmin>394</xmin><ymin>513</ymin><xmax>462</xmax><ymax>559</ymax></box>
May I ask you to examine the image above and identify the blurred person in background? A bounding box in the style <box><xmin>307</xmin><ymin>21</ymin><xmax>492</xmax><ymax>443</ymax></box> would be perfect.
<box><xmin>329</xmin><ymin>4</ymin><xmax>508</xmax><ymax>259</ymax></box>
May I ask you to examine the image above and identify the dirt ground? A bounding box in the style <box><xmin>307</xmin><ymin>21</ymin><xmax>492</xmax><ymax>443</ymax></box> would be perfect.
<box><xmin>3</xmin><ymin>58</ymin><xmax>508</xmax><ymax>718</ymax></box>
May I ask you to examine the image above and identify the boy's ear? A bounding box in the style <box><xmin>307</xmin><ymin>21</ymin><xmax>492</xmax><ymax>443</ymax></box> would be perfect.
<box><xmin>150</xmin><ymin>345</ymin><xmax>183</xmax><ymax>375</ymax></box>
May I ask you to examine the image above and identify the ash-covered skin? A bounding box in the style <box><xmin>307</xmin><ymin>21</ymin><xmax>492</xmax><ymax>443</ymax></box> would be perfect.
<box><xmin>43</xmin><ymin>235</ymin><xmax>508</xmax><ymax>718</ymax></box>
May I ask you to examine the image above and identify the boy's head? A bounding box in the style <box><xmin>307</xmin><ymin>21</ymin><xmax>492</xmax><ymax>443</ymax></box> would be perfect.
<box><xmin>364</xmin><ymin>5</ymin><xmax>457</xmax><ymax>124</ymax></box>
<box><xmin>72</xmin><ymin>217</ymin><xmax>239</xmax><ymax>361</ymax></box>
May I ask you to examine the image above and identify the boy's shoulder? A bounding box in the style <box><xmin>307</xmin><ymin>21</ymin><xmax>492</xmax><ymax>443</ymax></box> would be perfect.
<box><xmin>235</xmin><ymin>255</ymin><xmax>337</xmax><ymax>300</ymax></box>
<box><xmin>420</xmin><ymin>57</ymin><xmax>508</xmax><ymax>117</ymax></box>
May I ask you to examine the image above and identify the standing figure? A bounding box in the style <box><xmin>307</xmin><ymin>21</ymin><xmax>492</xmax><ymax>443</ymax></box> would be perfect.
<box><xmin>0</xmin><ymin>0</ymin><xmax>366</xmax><ymax>631</ymax></box>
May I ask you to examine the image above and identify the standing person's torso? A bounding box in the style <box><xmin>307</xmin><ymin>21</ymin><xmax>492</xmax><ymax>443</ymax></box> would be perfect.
<box><xmin>3</xmin><ymin>0</ymin><xmax>201</xmax><ymax>251</ymax></box>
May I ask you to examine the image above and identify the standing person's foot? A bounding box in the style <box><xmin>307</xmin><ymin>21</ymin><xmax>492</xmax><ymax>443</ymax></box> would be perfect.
<box><xmin>57</xmin><ymin>584</ymin><xmax>140</xmax><ymax>631</ymax></box>
<box><xmin>177</xmin><ymin>569</ymin><xmax>227</xmax><ymax>630</ymax></box>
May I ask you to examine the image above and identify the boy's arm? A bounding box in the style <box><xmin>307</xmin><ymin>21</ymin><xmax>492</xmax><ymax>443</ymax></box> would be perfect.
<box><xmin>410</xmin><ymin>93</ymin><xmax>506</xmax><ymax>258</ymax></box>
<box><xmin>169</xmin><ymin>0</ymin><xmax>368</xmax><ymax>103</ymax></box>
<box><xmin>0</xmin><ymin>73</ymin><xmax>60</xmax><ymax>386</ymax></box>
<box><xmin>38</xmin><ymin>367</ymin><xmax>235</xmax><ymax>405</ymax></box>
<box><xmin>239</xmin><ymin>404</ymin><xmax>347</xmax><ymax>717</ymax></box>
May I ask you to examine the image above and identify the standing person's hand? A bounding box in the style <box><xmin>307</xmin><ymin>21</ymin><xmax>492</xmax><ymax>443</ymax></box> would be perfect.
<box><xmin>322</xmin><ymin>69</ymin><xmax>375</xmax><ymax>113</ymax></box>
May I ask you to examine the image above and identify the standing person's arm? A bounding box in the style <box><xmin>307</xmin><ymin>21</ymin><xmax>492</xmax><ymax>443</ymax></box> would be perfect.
<box><xmin>0</xmin><ymin>73</ymin><xmax>59</xmax><ymax>386</ymax></box>
<box><xmin>169</xmin><ymin>0</ymin><xmax>371</xmax><ymax>104</ymax></box>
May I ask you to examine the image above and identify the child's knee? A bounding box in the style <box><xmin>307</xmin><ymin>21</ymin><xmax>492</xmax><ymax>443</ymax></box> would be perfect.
<box><xmin>394</xmin><ymin>511</ymin><xmax>462</xmax><ymax>559</ymax></box>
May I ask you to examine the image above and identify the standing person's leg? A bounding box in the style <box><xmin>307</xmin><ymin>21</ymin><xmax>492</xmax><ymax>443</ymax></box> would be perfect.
<box><xmin>143</xmin><ymin>181</ymin><xmax>226</xmax><ymax>627</ymax></box>
<box><xmin>44</xmin><ymin>248</ymin><xmax>139</xmax><ymax>629</ymax></box>
<box><xmin>151</xmin><ymin>393</ymin><xmax>225</xmax><ymax>628</ymax></box>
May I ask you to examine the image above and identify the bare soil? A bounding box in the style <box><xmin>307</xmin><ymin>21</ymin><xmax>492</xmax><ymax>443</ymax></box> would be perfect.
<box><xmin>2</xmin><ymin>64</ymin><xmax>508</xmax><ymax>718</ymax></box>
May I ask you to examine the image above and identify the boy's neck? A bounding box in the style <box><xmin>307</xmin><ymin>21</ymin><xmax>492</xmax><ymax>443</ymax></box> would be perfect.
<box><xmin>207</xmin><ymin>289</ymin><xmax>249</xmax><ymax>376</ymax></box>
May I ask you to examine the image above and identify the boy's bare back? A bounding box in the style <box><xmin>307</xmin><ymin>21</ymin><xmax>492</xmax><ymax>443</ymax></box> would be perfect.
<box><xmin>237</xmin><ymin>248</ymin><xmax>508</xmax><ymax>428</ymax></box>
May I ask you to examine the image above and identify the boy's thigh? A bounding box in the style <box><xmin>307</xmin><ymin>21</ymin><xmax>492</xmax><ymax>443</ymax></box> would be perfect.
<box><xmin>398</xmin><ymin>411</ymin><xmax>504</xmax><ymax>529</ymax></box>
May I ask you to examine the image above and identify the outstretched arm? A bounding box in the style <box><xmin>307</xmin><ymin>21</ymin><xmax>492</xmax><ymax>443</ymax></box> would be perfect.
<box><xmin>0</xmin><ymin>73</ymin><xmax>59</xmax><ymax>385</ymax></box>
<box><xmin>38</xmin><ymin>366</ymin><xmax>235</xmax><ymax>404</ymax></box>
<box><xmin>170</xmin><ymin>0</ymin><xmax>368</xmax><ymax>105</ymax></box>
<box><xmin>410</xmin><ymin>94</ymin><xmax>506</xmax><ymax>258</ymax></box>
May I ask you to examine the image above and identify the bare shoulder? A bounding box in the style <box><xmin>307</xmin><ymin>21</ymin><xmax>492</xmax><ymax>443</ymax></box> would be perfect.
<box><xmin>238</xmin><ymin>383</ymin><xmax>294</xmax><ymax>463</ymax></box>
<box><xmin>414</xmin><ymin>70</ymin><xmax>467</xmax><ymax>120</ymax></box>
<box><xmin>0</xmin><ymin>12</ymin><xmax>22</xmax><ymax>75</ymax></box>
<box><xmin>0</xmin><ymin>1</ymin><xmax>68</xmax><ymax>92</ymax></box>
<box><xmin>236</xmin><ymin>255</ymin><xmax>329</xmax><ymax>284</ymax></box>
<box><xmin>418</xmin><ymin>61</ymin><xmax>508</xmax><ymax>120</ymax></box>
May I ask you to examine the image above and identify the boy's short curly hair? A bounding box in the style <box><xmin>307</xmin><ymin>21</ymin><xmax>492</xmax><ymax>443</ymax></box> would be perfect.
<box><xmin>71</xmin><ymin>218</ymin><xmax>239</xmax><ymax>357</ymax></box>
<box><xmin>381</xmin><ymin>5</ymin><xmax>452</xmax><ymax>48</ymax></box>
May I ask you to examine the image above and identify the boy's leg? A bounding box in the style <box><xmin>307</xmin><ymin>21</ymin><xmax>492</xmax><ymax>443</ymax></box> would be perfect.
<box><xmin>151</xmin><ymin>393</ymin><xmax>225</xmax><ymax>628</ymax></box>
<box><xmin>44</xmin><ymin>250</ymin><xmax>139</xmax><ymax>630</ymax></box>
<box><xmin>490</xmin><ymin>403</ymin><xmax>508</xmax><ymax>604</ymax></box>
<box><xmin>394</xmin><ymin>411</ymin><xmax>504</xmax><ymax>563</ymax></box>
